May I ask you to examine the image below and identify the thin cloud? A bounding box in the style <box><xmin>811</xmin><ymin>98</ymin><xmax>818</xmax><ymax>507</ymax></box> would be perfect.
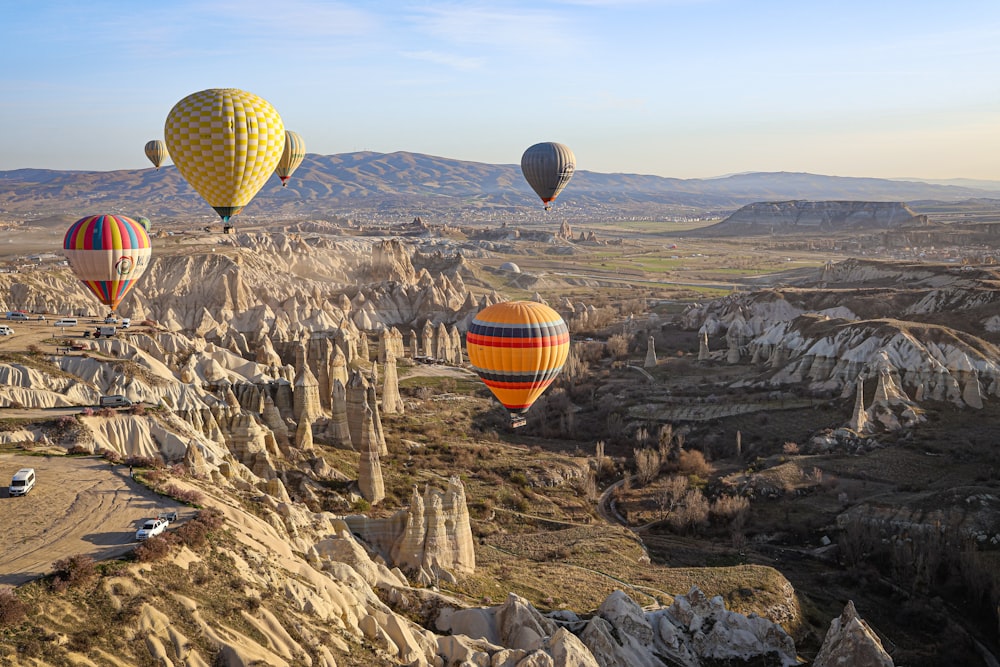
<box><xmin>406</xmin><ymin>3</ymin><xmax>577</xmax><ymax>52</ymax></box>
<box><xmin>402</xmin><ymin>50</ymin><xmax>485</xmax><ymax>70</ymax></box>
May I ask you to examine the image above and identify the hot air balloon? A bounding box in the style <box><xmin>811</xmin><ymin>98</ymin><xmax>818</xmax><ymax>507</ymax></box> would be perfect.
<box><xmin>164</xmin><ymin>88</ymin><xmax>285</xmax><ymax>233</ymax></box>
<box><xmin>135</xmin><ymin>216</ymin><xmax>151</xmax><ymax>233</ymax></box>
<box><xmin>466</xmin><ymin>301</ymin><xmax>570</xmax><ymax>428</ymax></box>
<box><xmin>144</xmin><ymin>140</ymin><xmax>168</xmax><ymax>170</ymax></box>
<box><xmin>520</xmin><ymin>142</ymin><xmax>576</xmax><ymax>211</ymax></box>
<box><xmin>275</xmin><ymin>130</ymin><xmax>305</xmax><ymax>187</ymax></box>
<box><xmin>63</xmin><ymin>215</ymin><xmax>151</xmax><ymax>316</ymax></box>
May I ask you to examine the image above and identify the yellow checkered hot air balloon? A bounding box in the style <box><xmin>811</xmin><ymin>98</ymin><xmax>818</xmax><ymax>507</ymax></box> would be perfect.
<box><xmin>466</xmin><ymin>301</ymin><xmax>570</xmax><ymax>428</ymax></box>
<box><xmin>164</xmin><ymin>88</ymin><xmax>284</xmax><ymax>233</ymax></box>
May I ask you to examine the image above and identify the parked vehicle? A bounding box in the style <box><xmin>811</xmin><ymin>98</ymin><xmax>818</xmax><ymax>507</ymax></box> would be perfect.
<box><xmin>135</xmin><ymin>518</ymin><xmax>168</xmax><ymax>541</ymax></box>
<box><xmin>104</xmin><ymin>316</ymin><xmax>119</xmax><ymax>324</ymax></box>
<box><xmin>0</xmin><ymin>326</ymin><xmax>13</xmax><ymax>336</ymax></box>
<box><xmin>5</xmin><ymin>312</ymin><xmax>28</xmax><ymax>321</ymax></box>
<box><xmin>157</xmin><ymin>511</ymin><xmax>178</xmax><ymax>523</ymax></box>
<box><xmin>99</xmin><ymin>395</ymin><xmax>133</xmax><ymax>408</ymax></box>
<box><xmin>121</xmin><ymin>318</ymin><xmax>131</xmax><ymax>329</ymax></box>
<box><xmin>9</xmin><ymin>468</ymin><xmax>36</xmax><ymax>496</ymax></box>
<box><xmin>53</xmin><ymin>318</ymin><xmax>78</xmax><ymax>327</ymax></box>
<box><xmin>94</xmin><ymin>325</ymin><xmax>117</xmax><ymax>338</ymax></box>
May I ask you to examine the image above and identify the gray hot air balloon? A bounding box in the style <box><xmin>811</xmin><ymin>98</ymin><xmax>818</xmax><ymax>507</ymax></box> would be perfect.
<box><xmin>520</xmin><ymin>142</ymin><xmax>576</xmax><ymax>211</ymax></box>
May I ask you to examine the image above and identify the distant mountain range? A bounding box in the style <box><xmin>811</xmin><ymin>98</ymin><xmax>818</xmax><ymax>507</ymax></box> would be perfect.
<box><xmin>2</xmin><ymin>151</ymin><xmax>999</xmax><ymax>224</ymax></box>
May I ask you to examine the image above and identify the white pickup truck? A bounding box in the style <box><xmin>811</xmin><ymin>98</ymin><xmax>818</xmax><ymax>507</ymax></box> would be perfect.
<box><xmin>135</xmin><ymin>512</ymin><xmax>178</xmax><ymax>541</ymax></box>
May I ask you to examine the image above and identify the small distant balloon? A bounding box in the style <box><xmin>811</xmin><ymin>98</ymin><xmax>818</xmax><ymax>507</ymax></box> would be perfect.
<box><xmin>135</xmin><ymin>216</ymin><xmax>151</xmax><ymax>232</ymax></box>
<box><xmin>520</xmin><ymin>142</ymin><xmax>576</xmax><ymax>211</ymax></box>
<box><xmin>164</xmin><ymin>88</ymin><xmax>285</xmax><ymax>233</ymax></box>
<box><xmin>275</xmin><ymin>130</ymin><xmax>305</xmax><ymax>187</ymax></box>
<box><xmin>63</xmin><ymin>214</ymin><xmax>151</xmax><ymax>315</ymax></box>
<box><xmin>144</xmin><ymin>140</ymin><xmax>168</xmax><ymax>170</ymax></box>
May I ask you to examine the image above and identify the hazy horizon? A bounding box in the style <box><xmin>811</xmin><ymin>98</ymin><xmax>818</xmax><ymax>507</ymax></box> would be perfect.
<box><xmin>4</xmin><ymin>1</ymin><xmax>1000</xmax><ymax>181</ymax></box>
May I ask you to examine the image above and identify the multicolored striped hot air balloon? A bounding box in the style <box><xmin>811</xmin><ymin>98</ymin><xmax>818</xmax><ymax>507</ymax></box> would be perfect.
<box><xmin>466</xmin><ymin>301</ymin><xmax>570</xmax><ymax>427</ymax></box>
<box><xmin>63</xmin><ymin>215</ymin><xmax>151</xmax><ymax>315</ymax></box>
<box><xmin>275</xmin><ymin>130</ymin><xmax>305</xmax><ymax>187</ymax></box>
<box><xmin>164</xmin><ymin>88</ymin><xmax>285</xmax><ymax>233</ymax></box>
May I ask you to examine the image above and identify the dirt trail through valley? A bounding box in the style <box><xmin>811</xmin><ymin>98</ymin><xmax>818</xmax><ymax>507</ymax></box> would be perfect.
<box><xmin>0</xmin><ymin>454</ymin><xmax>186</xmax><ymax>586</ymax></box>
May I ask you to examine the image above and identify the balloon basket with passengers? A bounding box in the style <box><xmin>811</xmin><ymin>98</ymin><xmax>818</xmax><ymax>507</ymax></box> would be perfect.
<box><xmin>466</xmin><ymin>301</ymin><xmax>570</xmax><ymax>429</ymax></box>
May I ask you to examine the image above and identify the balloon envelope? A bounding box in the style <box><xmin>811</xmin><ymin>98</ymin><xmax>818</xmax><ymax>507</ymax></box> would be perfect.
<box><xmin>520</xmin><ymin>142</ymin><xmax>576</xmax><ymax>210</ymax></box>
<box><xmin>134</xmin><ymin>216</ymin><xmax>151</xmax><ymax>232</ymax></box>
<box><xmin>466</xmin><ymin>301</ymin><xmax>570</xmax><ymax>422</ymax></box>
<box><xmin>164</xmin><ymin>88</ymin><xmax>284</xmax><ymax>229</ymax></box>
<box><xmin>275</xmin><ymin>130</ymin><xmax>305</xmax><ymax>186</ymax></box>
<box><xmin>144</xmin><ymin>140</ymin><xmax>168</xmax><ymax>169</ymax></box>
<box><xmin>63</xmin><ymin>215</ymin><xmax>151</xmax><ymax>313</ymax></box>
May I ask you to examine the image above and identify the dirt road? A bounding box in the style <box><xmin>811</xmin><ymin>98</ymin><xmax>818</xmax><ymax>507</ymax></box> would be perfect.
<box><xmin>0</xmin><ymin>454</ymin><xmax>186</xmax><ymax>586</ymax></box>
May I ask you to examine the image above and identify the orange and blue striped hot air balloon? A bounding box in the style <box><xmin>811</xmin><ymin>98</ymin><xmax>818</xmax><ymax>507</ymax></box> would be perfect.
<box><xmin>63</xmin><ymin>215</ymin><xmax>152</xmax><ymax>315</ymax></box>
<box><xmin>466</xmin><ymin>301</ymin><xmax>570</xmax><ymax>427</ymax></box>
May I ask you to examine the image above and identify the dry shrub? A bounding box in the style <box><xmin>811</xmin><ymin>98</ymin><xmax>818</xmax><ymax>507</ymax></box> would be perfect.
<box><xmin>667</xmin><ymin>489</ymin><xmax>710</xmax><ymax>534</ymax></box>
<box><xmin>66</xmin><ymin>444</ymin><xmax>91</xmax><ymax>456</ymax></box>
<box><xmin>162</xmin><ymin>484</ymin><xmax>204</xmax><ymax>506</ymax></box>
<box><xmin>124</xmin><ymin>455</ymin><xmax>161</xmax><ymax>468</ymax></box>
<box><xmin>676</xmin><ymin>449</ymin><xmax>713</xmax><ymax>478</ymax></box>
<box><xmin>711</xmin><ymin>494</ymin><xmax>750</xmax><ymax>523</ymax></box>
<box><xmin>134</xmin><ymin>536</ymin><xmax>171</xmax><ymax>563</ymax></box>
<box><xmin>99</xmin><ymin>448</ymin><xmax>122</xmax><ymax>464</ymax></box>
<box><xmin>96</xmin><ymin>407</ymin><xmax>117</xmax><ymax>418</ymax></box>
<box><xmin>50</xmin><ymin>554</ymin><xmax>97</xmax><ymax>592</ymax></box>
<box><xmin>606</xmin><ymin>333</ymin><xmax>629</xmax><ymax>360</ymax></box>
<box><xmin>0</xmin><ymin>588</ymin><xmax>26</xmax><ymax>628</ymax></box>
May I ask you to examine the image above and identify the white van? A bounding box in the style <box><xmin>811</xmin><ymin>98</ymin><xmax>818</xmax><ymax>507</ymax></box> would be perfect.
<box><xmin>9</xmin><ymin>468</ymin><xmax>36</xmax><ymax>496</ymax></box>
<box><xmin>99</xmin><ymin>395</ymin><xmax>133</xmax><ymax>408</ymax></box>
<box><xmin>120</xmin><ymin>318</ymin><xmax>131</xmax><ymax>329</ymax></box>
<box><xmin>6</xmin><ymin>312</ymin><xmax>28</xmax><ymax>321</ymax></box>
<box><xmin>0</xmin><ymin>326</ymin><xmax>12</xmax><ymax>336</ymax></box>
<box><xmin>53</xmin><ymin>318</ymin><xmax>78</xmax><ymax>327</ymax></box>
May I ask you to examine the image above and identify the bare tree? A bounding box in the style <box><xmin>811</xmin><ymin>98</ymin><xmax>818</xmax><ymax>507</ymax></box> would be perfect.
<box><xmin>633</xmin><ymin>448</ymin><xmax>661</xmax><ymax>486</ymax></box>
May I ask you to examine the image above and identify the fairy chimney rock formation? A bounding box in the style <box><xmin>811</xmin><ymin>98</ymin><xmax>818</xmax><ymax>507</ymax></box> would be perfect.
<box><xmin>327</xmin><ymin>378</ymin><xmax>353</xmax><ymax>449</ymax></box>
<box><xmin>346</xmin><ymin>477</ymin><xmax>476</xmax><ymax>586</ymax></box>
<box><xmin>381</xmin><ymin>354</ymin><xmax>405</xmax><ymax>415</ymax></box>
<box><xmin>261</xmin><ymin>393</ymin><xmax>290</xmax><ymax>448</ymax></box>
<box><xmin>346</xmin><ymin>370</ymin><xmax>369</xmax><ymax>450</ymax></box>
<box><xmin>421</xmin><ymin>321</ymin><xmax>435</xmax><ymax>358</ymax></box>
<box><xmin>293</xmin><ymin>360</ymin><xmax>321</xmax><ymax>425</ymax></box>
<box><xmin>357</xmin><ymin>405</ymin><xmax>385</xmax><ymax>505</ymax></box>
<box><xmin>366</xmin><ymin>383</ymin><xmax>388</xmax><ymax>457</ymax></box>
<box><xmin>330</xmin><ymin>346</ymin><xmax>349</xmax><ymax>391</ymax></box>
<box><xmin>295</xmin><ymin>416</ymin><xmax>314</xmax><ymax>451</ymax></box>
<box><xmin>812</xmin><ymin>601</ymin><xmax>894</xmax><ymax>667</ymax></box>
<box><xmin>849</xmin><ymin>377</ymin><xmax>869</xmax><ymax>433</ymax></box>
<box><xmin>435</xmin><ymin>322</ymin><xmax>450</xmax><ymax>362</ymax></box>
<box><xmin>644</xmin><ymin>335</ymin><xmax>657</xmax><ymax>368</ymax></box>
<box><xmin>698</xmin><ymin>330</ymin><xmax>710</xmax><ymax>361</ymax></box>
<box><xmin>448</xmin><ymin>325</ymin><xmax>464</xmax><ymax>364</ymax></box>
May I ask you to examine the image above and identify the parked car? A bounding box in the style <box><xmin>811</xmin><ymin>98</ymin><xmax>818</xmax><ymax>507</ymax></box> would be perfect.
<box><xmin>53</xmin><ymin>318</ymin><xmax>77</xmax><ymax>327</ymax></box>
<box><xmin>135</xmin><ymin>518</ymin><xmax>168</xmax><ymax>541</ymax></box>
<box><xmin>0</xmin><ymin>326</ymin><xmax>13</xmax><ymax>336</ymax></box>
<box><xmin>5</xmin><ymin>312</ymin><xmax>28</xmax><ymax>321</ymax></box>
<box><xmin>157</xmin><ymin>511</ymin><xmax>178</xmax><ymax>523</ymax></box>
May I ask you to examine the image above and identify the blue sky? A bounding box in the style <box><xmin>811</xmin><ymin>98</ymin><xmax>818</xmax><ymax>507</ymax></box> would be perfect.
<box><xmin>3</xmin><ymin>0</ymin><xmax>1000</xmax><ymax>179</ymax></box>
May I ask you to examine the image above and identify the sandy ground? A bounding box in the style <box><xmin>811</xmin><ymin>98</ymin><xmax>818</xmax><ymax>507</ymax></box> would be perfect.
<box><xmin>0</xmin><ymin>454</ymin><xmax>186</xmax><ymax>586</ymax></box>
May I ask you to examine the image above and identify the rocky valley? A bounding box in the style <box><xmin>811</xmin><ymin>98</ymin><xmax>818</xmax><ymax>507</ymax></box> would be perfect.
<box><xmin>0</xmin><ymin>196</ymin><xmax>997</xmax><ymax>666</ymax></box>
